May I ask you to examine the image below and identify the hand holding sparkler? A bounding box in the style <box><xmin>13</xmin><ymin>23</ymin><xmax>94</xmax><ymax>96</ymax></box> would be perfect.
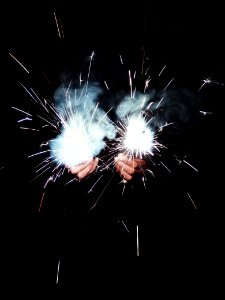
<box><xmin>111</xmin><ymin>113</ymin><xmax>159</xmax><ymax>181</ymax></box>
<box><xmin>114</xmin><ymin>153</ymin><xmax>147</xmax><ymax>181</ymax></box>
<box><xmin>69</xmin><ymin>157</ymin><xmax>99</xmax><ymax>180</ymax></box>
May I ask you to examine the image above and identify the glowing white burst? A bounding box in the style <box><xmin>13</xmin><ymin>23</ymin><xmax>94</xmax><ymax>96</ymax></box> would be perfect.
<box><xmin>50</xmin><ymin>112</ymin><xmax>109</xmax><ymax>168</ymax></box>
<box><xmin>123</xmin><ymin>116</ymin><xmax>154</xmax><ymax>156</ymax></box>
<box><xmin>116</xmin><ymin>114</ymin><xmax>159</xmax><ymax>159</ymax></box>
<box><xmin>13</xmin><ymin>79</ymin><xmax>116</xmax><ymax>185</ymax></box>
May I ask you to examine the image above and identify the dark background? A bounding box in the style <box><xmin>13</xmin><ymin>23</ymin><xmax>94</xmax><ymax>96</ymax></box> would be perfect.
<box><xmin>2</xmin><ymin>1</ymin><xmax>224</xmax><ymax>292</ymax></box>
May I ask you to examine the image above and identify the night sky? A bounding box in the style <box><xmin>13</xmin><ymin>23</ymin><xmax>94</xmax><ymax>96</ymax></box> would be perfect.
<box><xmin>2</xmin><ymin>1</ymin><xmax>224</xmax><ymax>292</ymax></box>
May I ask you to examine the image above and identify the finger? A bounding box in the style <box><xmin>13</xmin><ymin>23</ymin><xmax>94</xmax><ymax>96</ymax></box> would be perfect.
<box><xmin>115</xmin><ymin>160</ymin><xmax>135</xmax><ymax>175</ymax></box>
<box><xmin>124</xmin><ymin>159</ymin><xmax>140</xmax><ymax>170</ymax></box>
<box><xmin>89</xmin><ymin>157</ymin><xmax>99</xmax><ymax>173</ymax></box>
<box><xmin>116</xmin><ymin>152</ymin><xmax>127</xmax><ymax>160</ymax></box>
<box><xmin>123</xmin><ymin>158</ymin><xmax>147</xmax><ymax>171</ymax></box>
<box><xmin>77</xmin><ymin>158</ymin><xmax>99</xmax><ymax>179</ymax></box>
<box><xmin>116</xmin><ymin>153</ymin><xmax>134</xmax><ymax>164</ymax></box>
<box><xmin>85</xmin><ymin>157</ymin><xmax>99</xmax><ymax>175</ymax></box>
<box><xmin>116</xmin><ymin>155</ymin><xmax>147</xmax><ymax>173</ymax></box>
<box><xmin>121</xmin><ymin>172</ymin><xmax>133</xmax><ymax>181</ymax></box>
<box><xmin>116</xmin><ymin>154</ymin><xmax>139</xmax><ymax>167</ymax></box>
<box><xmin>117</xmin><ymin>167</ymin><xmax>133</xmax><ymax>181</ymax></box>
<box><xmin>135</xmin><ymin>159</ymin><xmax>148</xmax><ymax>170</ymax></box>
<box><xmin>69</xmin><ymin>159</ymin><xmax>93</xmax><ymax>174</ymax></box>
<box><xmin>115</xmin><ymin>161</ymin><xmax>133</xmax><ymax>181</ymax></box>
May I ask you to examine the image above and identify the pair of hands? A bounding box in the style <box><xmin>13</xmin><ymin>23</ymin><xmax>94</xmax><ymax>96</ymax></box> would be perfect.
<box><xmin>69</xmin><ymin>153</ymin><xmax>147</xmax><ymax>181</ymax></box>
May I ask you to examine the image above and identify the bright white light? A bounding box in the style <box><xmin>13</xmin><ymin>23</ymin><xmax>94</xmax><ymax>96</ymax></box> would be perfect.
<box><xmin>123</xmin><ymin>116</ymin><xmax>154</xmax><ymax>156</ymax></box>
<box><xmin>50</xmin><ymin>113</ymin><xmax>107</xmax><ymax>167</ymax></box>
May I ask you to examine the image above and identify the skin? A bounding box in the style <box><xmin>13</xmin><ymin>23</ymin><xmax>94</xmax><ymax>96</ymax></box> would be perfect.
<box><xmin>69</xmin><ymin>153</ymin><xmax>147</xmax><ymax>181</ymax></box>
<box><xmin>69</xmin><ymin>157</ymin><xmax>99</xmax><ymax>180</ymax></box>
<box><xmin>114</xmin><ymin>153</ymin><xmax>148</xmax><ymax>181</ymax></box>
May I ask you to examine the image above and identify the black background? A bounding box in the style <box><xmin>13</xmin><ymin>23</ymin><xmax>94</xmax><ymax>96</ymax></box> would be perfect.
<box><xmin>2</xmin><ymin>1</ymin><xmax>224</xmax><ymax>293</ymax></box>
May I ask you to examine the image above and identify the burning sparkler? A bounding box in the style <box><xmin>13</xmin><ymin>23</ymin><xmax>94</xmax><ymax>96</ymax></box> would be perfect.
<box><xmin>114</xmin><ymin>113</ymin><xmax>160</xmax><ymax>160</ymax></box>
<box><xmin>50</xmin><ymin>84</ymin><xmax>116</xmax><ymax>168</ymax></box>
<box><xmin>7</xmin><ymin>6</ymin><xmax>222</xmax><ymax>276</ymax></box>
<box><xmin>14</xmin><ymin>82</ymin><xmax>116</xmax><ymax>184</ymax></box>
<box><xmin>10</xmin><ymin>48</ymin><xmax>120</xmax><ymax>188</ymax></box>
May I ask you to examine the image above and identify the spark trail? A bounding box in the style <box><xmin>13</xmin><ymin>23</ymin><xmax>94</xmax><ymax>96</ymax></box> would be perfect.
<box><xmin>12</xmin><ymin>52</ymin><xmax>117</xmax><ymax>193</ymax></box>
<box><xmin>113</xmin><ymin>113</ymin><xmax>161</xmax><ymax>160</ymax></box>
<box><xmin>15</xmin><ymin>83</ymin><xmax>116</xmax><ymax>181</ymax></box>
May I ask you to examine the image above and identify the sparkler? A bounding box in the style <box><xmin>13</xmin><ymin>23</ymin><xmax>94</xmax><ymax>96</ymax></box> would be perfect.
<box><xmin>49</xmin><ymin>85</ymin><xmax>116</xmax><ymax>168</ymax></box>
<box><xmin>7</xmin><ymin>7</ymin><xmax>222</xmax><ymax>279</ymax></box>
<box><xmin>114</xmin><ymin>114</ymin><xmax>160</xmax><ymax>160</ymax></box>
<box><xmin>13</xmin><ymin>82</ymin><xmax>116</xmax><ymax>185</ymax></box>
<box><xmin>12</xmin><ymin>77</ymin><xmax>119</xmax><ymax>217</ymax></box>
<box><xmin>10</xmin><ymin>44</ymin><xmax>213</xmax><ymax>189</ymax></box>
<box><xmin>101</xmin><ymin>74</ymin><xmax>183</xmax><ymax>178</ymax></box>
<box><xmin>11</xmin><ymin>48</ymin><xmax>210</xmax><ymax>224</ymax></box>
<box><xmin>9</xmin><ymin>22</ymin><xmax>220</xmax><ymax>264</ymax></box>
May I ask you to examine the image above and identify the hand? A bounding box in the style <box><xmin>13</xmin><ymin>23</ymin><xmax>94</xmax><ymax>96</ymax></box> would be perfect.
<box><xmin>69</xmin><ymin>157</ymin><xmax>99</xmax><ymax>180</ymax></box>
<box><xmin>114</xmin><ymin>153</ymin><xmax>148</xmax><ymax>181</ymax></box>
